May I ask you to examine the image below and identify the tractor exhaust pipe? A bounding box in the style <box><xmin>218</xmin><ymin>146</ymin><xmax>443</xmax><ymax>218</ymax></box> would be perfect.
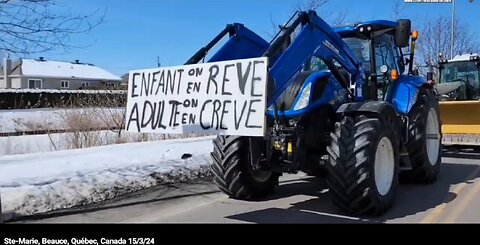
<box><xmin>408</xmin><ymin>31</ymin><xmax>418</xmax><ymax>75</ymax></box>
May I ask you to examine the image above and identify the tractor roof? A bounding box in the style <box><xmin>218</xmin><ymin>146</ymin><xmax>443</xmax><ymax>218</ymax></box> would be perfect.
<box><xmin>447</xmin><ymin>53</ymin><xmax>480</xmax><ymax>62</ymax></box>
<box><xmin>334</xmin><ymin>20</ymin><xmax>398</xmax><ymax>37</ymax></box>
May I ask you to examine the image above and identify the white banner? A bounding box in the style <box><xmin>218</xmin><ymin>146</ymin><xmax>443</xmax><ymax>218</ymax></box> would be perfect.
<box><xmin>125</xmin><ymin>57</ymin><xmax>268</xmax><ymax>136</ymax></box>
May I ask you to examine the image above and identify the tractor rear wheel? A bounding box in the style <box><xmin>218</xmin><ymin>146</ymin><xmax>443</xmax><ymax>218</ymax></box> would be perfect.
<box><xmin>326</xmin><ymin>115</ymin><xmax>400</xmax><ymax>216</ymax></box>
<box><xmin>211</xmin><ymin>135</ymin><xmax>279</xmax><ymax>200</ymax></box>
<box><xmin>401</xmin><ymin>88</ymin><xmax>442</xmax><ymax>183</ymax></box>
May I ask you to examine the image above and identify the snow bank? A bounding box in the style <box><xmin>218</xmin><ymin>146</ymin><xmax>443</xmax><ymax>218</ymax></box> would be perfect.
<box><xmin>0</xmin><ymin>136</ymin><xmax>215</xmax><ymax>218</ymax></box>
<box><xmin>0</xmin><ymin>131</ymin><xmax>184</xmax><ymax>155</ymax></box>
<box><xmin>0</xmin><ymin>107</ymin><xmax>123</xmax><ymax>133</ymax></box>
<box><xmin>0</xmin><ymin>133</ymin><xmax>59</xmax><ymax>155</ymax></box>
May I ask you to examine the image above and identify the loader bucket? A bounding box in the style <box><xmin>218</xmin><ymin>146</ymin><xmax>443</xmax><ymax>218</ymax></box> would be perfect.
<box><xmin>440</xmin><ymin>100</ymin><xmax>480</xmax><ymax>145</ymax></box>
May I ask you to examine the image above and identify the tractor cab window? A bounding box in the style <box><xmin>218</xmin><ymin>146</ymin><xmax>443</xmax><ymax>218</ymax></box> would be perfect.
<box><xmin>343</xmin><ymin>37</ymin><xmax>371</xmax><ymax>73</ymax></box>
<box><xmin>372</xmin><ymin>34</ymin><xmax>398</xmax><ymax>100</ymax></box>
<box><xmin>440</xmin><ymin>61</ymin><xmax>480</xmax><ymax>100</ymax></box>
<box><xmin>303</xmin><ymin>55</ymin><xmax>351</xmax><ymax>87</ymax></box>
<box><xmin>343</xmin><ymin>34</ymin><xmax>399</xmax><ymax>77</ymax></box>
<box><xmin>306</xmin><ymin>56</ymin><xmax>328</xmax><ymax>71</ymax></box>
<box><xmin>304</xmin><ymin>55</ymin><xmax>343</xmax><ymax>73</ymax></box>
<box><xmin>373</xmin><ymin>34</ymin><xmax>398</xmax><ymax>77</ymax></box>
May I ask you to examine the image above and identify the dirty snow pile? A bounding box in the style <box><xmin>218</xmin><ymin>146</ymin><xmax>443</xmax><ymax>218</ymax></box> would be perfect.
<box><xmin>0</xmin><ymin>136</ymin><xmax>215</xmax><ymax>217</ymax></box>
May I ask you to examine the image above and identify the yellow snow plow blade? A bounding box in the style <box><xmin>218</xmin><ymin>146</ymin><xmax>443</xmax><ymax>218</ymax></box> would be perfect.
<box><xmin>440</xmin><ymin>100</ymin><xmax>480</xmax><ymax>145</ymax></box>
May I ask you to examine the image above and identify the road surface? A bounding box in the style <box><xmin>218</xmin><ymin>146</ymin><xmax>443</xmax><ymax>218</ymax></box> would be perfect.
<box><xmin>13</xmin><ymin>148</ymin><xmax>480</xmax><ymax>223</ymax></box>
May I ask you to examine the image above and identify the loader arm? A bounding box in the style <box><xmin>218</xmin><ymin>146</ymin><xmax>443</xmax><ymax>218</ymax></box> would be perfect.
<box><xmin>265</xmin><ymin>11</ymin><xmax>361</xmax><ymax>105</ymax></box>
<box><xmin>185</xmin><ymin>23</ymin><xmax>269</xmax><ymax>65</ymax></box>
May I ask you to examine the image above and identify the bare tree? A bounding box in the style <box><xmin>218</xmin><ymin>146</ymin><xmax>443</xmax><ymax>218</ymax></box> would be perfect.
<box><xmin>295</xmin><ymin>0</ymin><xmax>328</xmax><ymax>11</ymax></box>
<box><xmin>416</xmin><ymin>15</ymin><xmax>479</xmax><ymax>71</ymax></box>
<box><xmin>391</xmin><ymin>0</ymin><xmax>405</xmax><ymax>20</ymax></box>
<box><xmin>295</xmin><ymin>0</ymin><xmax>347</xmax><ymax>26</ymax></box>
<box><xmin>268</xmin><ymin>0</ymin><xmax>348</xmax><ymax>37</ymax></box>
<box><xmin>0</xmin><ymin>0</ymin><xmax>104</xmax><ymax>55</ymax></box>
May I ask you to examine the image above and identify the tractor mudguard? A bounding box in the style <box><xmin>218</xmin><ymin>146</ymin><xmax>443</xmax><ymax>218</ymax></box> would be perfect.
<box><xmin>337</xmin><ymin>100</ymin><xmax>398</xmax><ymax>124</ymax></box>
<box><xmin>336</xmin><ymin>100</ymin><xmax>401</xmax><ymax>141</ymax></box>
<box><xmin>390</xmin><ymin>75</ymin><xmax>428</xmax><ymax>114</ymax></box>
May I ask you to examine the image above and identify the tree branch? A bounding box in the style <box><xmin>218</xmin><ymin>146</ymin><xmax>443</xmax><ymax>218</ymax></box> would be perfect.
<box><xmin>0</xmin><ymin>0</ymin><xmax>105</xmax><ymax>55</ymax></box>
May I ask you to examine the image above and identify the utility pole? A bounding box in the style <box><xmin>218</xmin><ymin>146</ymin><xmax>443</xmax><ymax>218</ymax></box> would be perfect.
<box><xmin>451</xmin><ymin>0</ymin><xmax>456</xmax><ymax>59</ymax></box>
<box><xmin>451</xmin><ymin>0</ymin><xmax>475</xmax><ymax>59</ymax></box>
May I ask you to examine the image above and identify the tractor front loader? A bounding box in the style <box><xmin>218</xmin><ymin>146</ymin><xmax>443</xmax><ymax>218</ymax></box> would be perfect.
<box><xmin>185</xmin><ymin>23</ymin><xmax>269</xmax><ymax>65</ymax></box>
<box><xmin>206</xmin><ymin>11</ymin><xmax>442</xmax><ymax>216</ymax></box>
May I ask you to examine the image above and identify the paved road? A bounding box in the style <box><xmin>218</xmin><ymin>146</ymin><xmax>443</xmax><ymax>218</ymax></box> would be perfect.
<box><xmin>15</xmin><ymin>148</ymin><xmax>480</xmax><ymax>223</ymax></box>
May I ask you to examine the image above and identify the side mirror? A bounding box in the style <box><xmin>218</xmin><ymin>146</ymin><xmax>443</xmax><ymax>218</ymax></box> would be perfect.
<box><xmin>395</xmin><ymin>19</ymin><xmax>411</xmax><ymax>48</ymax></box>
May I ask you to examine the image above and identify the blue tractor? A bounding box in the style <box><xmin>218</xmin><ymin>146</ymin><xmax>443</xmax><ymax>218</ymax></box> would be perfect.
<box><xmin>197</xmin><ymin>11</ymin><xmax>442</xmax><ymax>215</ymax></box>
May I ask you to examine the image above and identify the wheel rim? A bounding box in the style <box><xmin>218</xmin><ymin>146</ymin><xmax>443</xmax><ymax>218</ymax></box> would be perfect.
<box><xmin>247</xmin><ymin>142</ymin><xmax>272</xmax><ymax>182</ymax></box>
<box><xmin>374</xmin><ymin>137</ymin><xmax>395</xmax><ymax>196</ymax></box>
<box><xmin>426</xmin><ymin>108</ymin><xmax>440</xmax><ymax>165</ymax></box>
<box><xmin>250</xmin><ymin>161</ymin><xmax>271</xmax><ymax>182</ymax></box>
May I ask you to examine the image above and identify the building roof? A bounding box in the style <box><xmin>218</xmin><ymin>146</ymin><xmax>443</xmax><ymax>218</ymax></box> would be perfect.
<box><xmin>20</xmin><ymin>59</ymin><xmax>121</xmax><ymax>81</ymax></box>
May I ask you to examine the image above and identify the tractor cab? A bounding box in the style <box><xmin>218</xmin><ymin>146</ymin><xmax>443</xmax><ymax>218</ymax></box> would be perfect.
<box><xmin>437</xmin><ymin>53</ymin><xmax>480</xmax><ymax>101</ymax></box>
<box><xmin>334</xmin><ymin>20</ymin><xmax>415</xmax><ymax>101</ymax></box>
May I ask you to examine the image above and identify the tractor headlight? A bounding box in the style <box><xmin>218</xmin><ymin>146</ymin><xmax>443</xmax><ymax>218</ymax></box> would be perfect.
<box><xmin>293</xmin><ymin>83</ymin><xmax>312</xmax><ymax>111</ymax></box>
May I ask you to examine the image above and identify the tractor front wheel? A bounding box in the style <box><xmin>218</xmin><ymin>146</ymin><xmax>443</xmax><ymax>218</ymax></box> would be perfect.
<box><xmin>210</xmin><ymin>135</ymin><xmax>279</xmax><ymax>200</ymax></box>
<box><xmin>326</xmin><ymin>115</ymin><xmax>400</xmax><ymax>216</ymax></box>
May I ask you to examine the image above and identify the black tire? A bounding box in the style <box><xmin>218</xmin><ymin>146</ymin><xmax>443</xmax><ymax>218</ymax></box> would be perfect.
<box><xmin>211</xmin><ymin>135</ymin><xmax>279</xmax><ymax>200</ymax></box>
<box><xmin>401</xmin><ymin>88</ymin><xmax>442</xmax><ymax>183</ymax></box>
<box><xmin>326</xmin><ymin>115</ymin><xmax>400</xmax><ymax>216</ymax></box>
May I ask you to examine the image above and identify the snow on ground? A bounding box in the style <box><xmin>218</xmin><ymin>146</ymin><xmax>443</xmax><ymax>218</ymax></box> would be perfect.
<box><xmin>0</xmin><ymin>131</ymin><xmax>210</xmax><ymax>156</ymax></box>
<box><xmin>0</xmin><ymin>136</ymin><xmax>215</xmax><ymax>218</ymax></box>
<box><xmin>0</xmin><ymin>133</ymin><xmax>59</xmax><ymax>155</ymax></box>
<box><xmin>0</xmin><ymin>107</ymin><xmax>123</xmax><ymax>133</ymax></box>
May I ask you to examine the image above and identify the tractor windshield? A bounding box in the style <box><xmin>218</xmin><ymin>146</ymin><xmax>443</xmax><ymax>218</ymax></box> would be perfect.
<box><xmin>440</xmin><ymin>61</ymin><xmax>479</xmax><ymax>84</ymax></box>
<box><xmin>343</xmin><ymin>37</ymin><xmax>371</xmax><ymax>72</ymax></box>
<box><xmin>440</xmin><ymin>61</ymin><xmax>480</xmax><ymax>100</ymax></box>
